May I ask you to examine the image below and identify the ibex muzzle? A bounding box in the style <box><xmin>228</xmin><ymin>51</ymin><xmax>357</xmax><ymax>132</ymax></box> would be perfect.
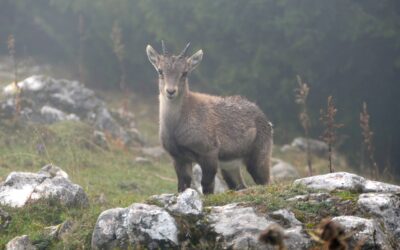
<box><xmin>146</xmin><ymin>41</ymin><xmax>273</xmax><ymax>194</ymax></box>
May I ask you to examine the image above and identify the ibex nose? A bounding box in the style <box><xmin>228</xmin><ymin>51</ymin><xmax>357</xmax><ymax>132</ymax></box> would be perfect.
<box><xmin>166</xmin><ymin>89</ymin><xmax>176</xmax><ymax>96</ymax></box>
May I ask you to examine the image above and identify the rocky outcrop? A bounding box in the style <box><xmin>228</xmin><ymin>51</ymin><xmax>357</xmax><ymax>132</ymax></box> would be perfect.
<box><xmin>91</xmin><ymin>172</ymin><xmax>400</xmax><ymax>249</ymax></box>
<box><xmin>0</xmin><ymin>164</ymin><xmax>88</xmax><ymax>208</ymax></box>
<box><xmin>1</xmin><ymin>75</ymin><xmax>142</xmax><ymax>146</ymax></box>
<box><xmin>294</xmin><ymin>171</ymin><xmax>400</xmax><ymax>193</ymax></box>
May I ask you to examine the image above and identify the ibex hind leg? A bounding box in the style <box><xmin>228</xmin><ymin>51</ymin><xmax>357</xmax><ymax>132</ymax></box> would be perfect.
<box><xmin>220</xmin><ymin>165</ymin><xmax>247</xmax><ymax>190</ymax></box>
<box><xmin>245</xmin><ymin>139</ymin><xmax>272</xmax><ymax>185</ymax></box>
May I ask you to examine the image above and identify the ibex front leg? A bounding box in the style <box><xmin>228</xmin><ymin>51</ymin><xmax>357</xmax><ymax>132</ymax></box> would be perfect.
<box><xmin>173</xmin><ymin>158</ymin><xmax>193</xmax><ymax>192</ymax></box>
<box><xmin>198</xmin><ymin>155</ymin><xmax>218</xmax><ymax>194</ymax></box>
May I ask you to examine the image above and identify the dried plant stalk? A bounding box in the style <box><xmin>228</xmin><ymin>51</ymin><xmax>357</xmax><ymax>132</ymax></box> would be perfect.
<box><xmin>8</xmin><ymin>34</ymin><xmax>21</xmax><ymax>117</ymax></box>
<box><xmin>295</xmin><ymin>75</ymin><xmax>313</xmax><ymax>176</ymax></box>
<box><xmin>111</xmin><ymin>21</ymin><xmax>126</xmax><ymax>92</ymax></box>
<box><xmin>78</xmin><ymin>14</ymin><xmax>85</xmax><ymax>85</ymax></box>
<box><xmin>320</xmin><ymin>96</ymin><xmax>343</xmax><ymax>173</ymax></box>
<box><xmin>360</xmin><ymin>102</ymin><xmax>379</xmax><ymax>179</ymax></box>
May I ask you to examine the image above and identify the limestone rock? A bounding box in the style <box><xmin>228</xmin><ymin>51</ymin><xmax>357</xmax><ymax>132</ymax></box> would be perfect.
<box><xmin>207</xmin><ymin>203</ymin><xmax>311</xmax><ymax>249</ymax></box>
<box><xmin>126</xmin><ymin>204</ymin><xmax>179</xmax><ymax>248</ymax></box>
<box><xmin>92</xmin><ymin>204</ymin><xmax>179</xmax><ymax>249</ymax></box>
<box><xmin>37</xmin><ymin>164</ymin><xmax>69</xmax><ymax>179</ymax></box>
<box><xmin>271</xmin><ymin>161</ymin><xmax>300</xmax><ymax>182</ymax></box>
<box><xmin>40</xmin><ymin>105</ymin><xmax>79</xmax><ymax>123</ymax></box>
<box><xmin>357</xmin><ymin>193</ymin><xmax>400</xmax><ymax>239</ymax></box>
<box><xmin>91</xmin><ymin>208</ymin><xmax>128</xmax><ymax>249</ymax></box>
<box><xmin>208</xmin><ymin>203</ymin><xmax>272</xmax><ymax>249</ymax></box>
<box><xmin>363</xmin><ymin>180</ymin><xmax>400</xmax><ymax>193</ymax></box>
<box><xmin>6</xmin><ymin>235</ymin><xmax>36</xmax><ymax>250</ymax></box>
<box><xmin>44</xmin><ymin>220</ymin><xmax>74</xmax><ymax>240</ymax></box>
<box><xmin>331</xmin><ymin>216</ymin><xmax>390</xmax><ymax>249</ymax></box>
<box><xmin>291</xmin><ymin>137</ymin><xmax>328</xmax><ymax>156</ymax></box>
<box><xmin>293</xmin><ymin>172</ymin><xmax>365</xmax><ymax>192</ymax></box>
<box><xmin>0</xmin><ymin>165</ymin><xmax>88</xmax><ymax>207</ymax></box>
<box><xmin>150</xmin><ymin>188</ymin><xmax>203</xmax><ymax>216</ymax></box>
<box><xmin>270</xmin><ymin>209</ymin><xmax>302</xmax><ymax>227</ymax></box>
<box><xmin>294</xmin><ymin>172</ymin><xmax>400</xmax><ymax>194</ymax></box>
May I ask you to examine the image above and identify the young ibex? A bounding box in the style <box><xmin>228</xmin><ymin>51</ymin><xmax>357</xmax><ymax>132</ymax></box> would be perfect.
<box><xmin>146</xmin><ymin>42</ymin><xmax>273</xmax><ymax>194</ymax></box>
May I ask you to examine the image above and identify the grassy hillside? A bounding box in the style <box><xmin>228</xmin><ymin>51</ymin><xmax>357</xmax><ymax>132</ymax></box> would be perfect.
<box><xmin>0</xmin><ymin>92</ymin><xmax>357</xmax><ymax>248</ymax></box>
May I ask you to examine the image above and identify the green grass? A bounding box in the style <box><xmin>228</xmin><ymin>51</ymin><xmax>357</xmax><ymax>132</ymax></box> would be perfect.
<box><xmin>0</xmin><ymin>118</ymin><xmax>177</xmax><ymax>249</ymax></box>
<box><xmin>204</xmin><ymin>184</ymin><xmax>309</xmax><ymax>212</ymax></box>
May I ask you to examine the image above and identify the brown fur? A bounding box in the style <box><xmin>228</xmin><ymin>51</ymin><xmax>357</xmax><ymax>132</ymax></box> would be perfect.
<box><xmin>146</xmin><ymin>43</ymin><xmax>273</xmax><ymax>194</ymax></box>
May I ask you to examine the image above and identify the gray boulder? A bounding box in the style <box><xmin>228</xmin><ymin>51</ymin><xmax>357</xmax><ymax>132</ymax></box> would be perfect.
<box><xmin>0</xmin><ymin>164</ymin><xmax>88</xmax><ymax>207</ymax></box>
<box><xmin>294</xmin><ymin>172</ymin><xmax>400</xmax><ymax>194</ymax></box>
<box><xmin>37</xmin><ymin>164</ymin><xmax>69</xmax><ymax>179</ymax></box>
<box><xmin>363</xmin><ymin>180</ymin><xmax>400</xmax><ymax>193</ymax></box>
<box><xmin>293</xmin><ymin>172</ymin><xmax>365</xmax><ymax>192</ymax></box>
<box><xmin>270</xmin><ymin>209</ymin><xmax>302</xmax><ymax>227</ymax></box>
<box><xmin>92</xmin><ymin>204</ymin><xmax>179</xmax><ymax>249</ymax></box>
<box><xmin>357</xmin><ymin>193</ymin><xmax>400</xmax><ymax>239</ymax></box>
<box><xmin>125</xmin><ymin>204</ymin><xmax>179</xmax><ymax>248</ymax></box>
<box><xmin>271</xmin><ymin>161</ymin><xmax>300</xmax><ymax>182</ymax></box>
<box><xmin>6</xmin><ymin>235</ymin><xmax>36</xmax><ymax>250</ymax></box>
<box><xmin>290</xmin><ymin>137</ymin><xmax>328</xmax><ymax>156</ymax></box>
<box><xmin>91</xmin><ymin>208</ymin><xmax>128</xmax><ymax>249</ymax></box>
<box><xmin>44</xmin><ymin>220</ymin><xmax>74</xmax><ymax>240</ymax></box>
<box><xmin>150</xmin><ymin>188</ymin><xmax>203</xmax><ymax>216</ymax></box>
<box><xmin>331</xmin><ymin>216</ymin><xmax>390</xmax><ymax>249</ymax></box>
<box><xmin>207</xmin><ymin>203</ymin><xmax>311</xmax><ymax>249</ymax></box>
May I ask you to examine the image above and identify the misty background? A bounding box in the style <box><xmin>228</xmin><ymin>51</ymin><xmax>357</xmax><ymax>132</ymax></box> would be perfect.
<box><xmin>0</xmin><ymin>0</ymin><xmax>399</xmax><ymax>176</ymax></box>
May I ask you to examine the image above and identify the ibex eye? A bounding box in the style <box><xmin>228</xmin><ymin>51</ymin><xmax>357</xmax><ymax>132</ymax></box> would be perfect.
<box><xmin>182</xmin><ymin>72</ymin><xmax>188</xmax><ymax>77</ymax></box>
<box><xmin>158</xmin><ymin>69</ymin><xmax>163</xmax><ymax>75</ymax></box>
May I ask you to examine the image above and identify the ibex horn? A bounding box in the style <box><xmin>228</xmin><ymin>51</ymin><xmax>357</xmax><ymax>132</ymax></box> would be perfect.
<box><xmin>178</xmin><ymin>42</ymin><xmax>191</xmax><ymax>58</ymax></box>
<box><xmin>161</xmin><ymin>40</ymin><xmax>167</xmax><ymax>55</ymax></box>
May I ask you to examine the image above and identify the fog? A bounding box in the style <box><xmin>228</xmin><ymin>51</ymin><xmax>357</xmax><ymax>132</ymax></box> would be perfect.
<box><xmin>0</xmin><ymin>0</ymin><xmax>399</xmax><ymax>176</ymax></box>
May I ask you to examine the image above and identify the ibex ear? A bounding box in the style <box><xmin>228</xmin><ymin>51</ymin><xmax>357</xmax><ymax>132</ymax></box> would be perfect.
<box><xmin>146</xmin><ymin>45</ymin><xmax>160</xmax><ymax>69</ymax></box>
<box><xmin>187</xmin><ymin>50</ymin><xmax>203</xmax><ymax>72</ymax></box>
